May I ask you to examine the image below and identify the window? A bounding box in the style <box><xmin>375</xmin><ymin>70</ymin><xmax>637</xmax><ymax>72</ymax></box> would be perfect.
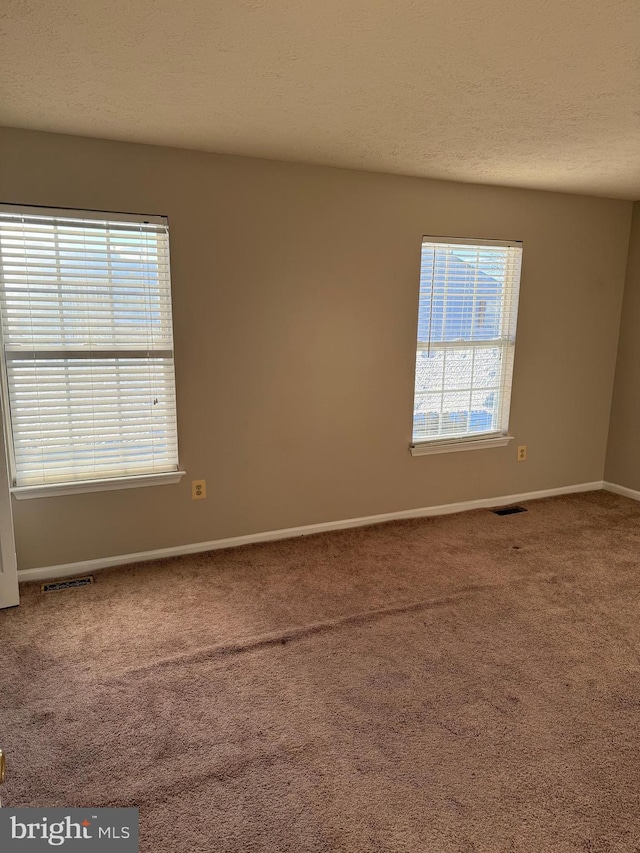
<box><xmin>411</xmin><ymin>236</ymin><xmax>522</xmax><ymax>455</ymax></box>
<box><xmin>0</xmin><ymin>205</ymin><xmax>182</xmax><ymax>495</ymax></box>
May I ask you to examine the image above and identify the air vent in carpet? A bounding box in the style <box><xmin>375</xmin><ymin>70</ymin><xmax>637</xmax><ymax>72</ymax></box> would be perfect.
<box><xmin>493</xmin><ymin>506</ymin><xmax>528</xmax><ymax>516</ymax></box>
<box><xmin>41</xmin><ymin>576</ymin><xmax>94</xmax><ymax>593</ymax></box>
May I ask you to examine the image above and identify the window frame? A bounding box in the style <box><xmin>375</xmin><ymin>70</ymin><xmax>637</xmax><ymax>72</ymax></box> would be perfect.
<box><xmin>0</xmin><ymin>203</ymin><xmax>185</xmax><ymax>498</ymax></box>
<box><xmin>410</xmin><ymin>235</ymin><xmax>522</xmax><ymax>456</ymax></box>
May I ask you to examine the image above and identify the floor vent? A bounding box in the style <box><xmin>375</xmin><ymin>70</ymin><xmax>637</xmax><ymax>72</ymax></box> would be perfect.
<box><xmin>41</xmin><ymin>576</ymin><xmax>94</xmax><ymax>593</ymax></box>
<box><xmin>493</xmin><ymin>505</ymin><xmax>528</xmax><ymax>516</ymax></box>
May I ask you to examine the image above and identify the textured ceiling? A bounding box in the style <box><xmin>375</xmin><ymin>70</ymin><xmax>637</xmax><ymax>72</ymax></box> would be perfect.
<box><xmin>1</xmin><ymin>0</ymin><xmax>639</xmax><ymax>198</ymax></box>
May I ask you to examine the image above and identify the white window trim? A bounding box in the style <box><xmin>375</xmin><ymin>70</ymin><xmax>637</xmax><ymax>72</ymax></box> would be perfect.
<box><xmin>0</xmin><ymin>203</ymin><xmax>181</xmax><ymax>491</ymax></box>
<box><xmin>410</xmin><ymin>434</ymin><xmax>514</xmax><ymax>457</ymax></box>
<box><xmin>11</xmin><ymin>470</ymin><xmax>186</xmax><ymax>500</ymax></box>
<box><xmin>0</xmin><ymin>203</ymin><xmax>167</xmax><ymax>226</ymax></box>
<box><xmin>411</xmin><ymin>235</ymin><xmax>522</xmax><ymax>453</ymax></box>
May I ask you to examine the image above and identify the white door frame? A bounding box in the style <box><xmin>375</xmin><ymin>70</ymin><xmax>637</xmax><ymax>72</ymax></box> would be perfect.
<box><xmin>0</xmin><ymin>418</ymin><xmax>18</xmax><ymax>608</ymax></box>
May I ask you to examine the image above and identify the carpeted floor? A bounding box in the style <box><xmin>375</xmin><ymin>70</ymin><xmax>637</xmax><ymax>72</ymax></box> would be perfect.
<box><xmin>2</xmin><ymin>490</ymin><xmax>640</xmax><ymax>851</ymax></box>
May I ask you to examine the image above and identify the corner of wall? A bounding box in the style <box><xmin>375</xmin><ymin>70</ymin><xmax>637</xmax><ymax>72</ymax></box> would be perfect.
<box><xmin>604</xmin><ymin>201</ymin><xmax>640</xmax><ymax>489</ymax></box>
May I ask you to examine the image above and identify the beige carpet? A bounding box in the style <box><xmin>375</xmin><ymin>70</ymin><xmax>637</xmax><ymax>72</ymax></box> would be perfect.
<box><xmin>2</xmin><ymin>490</ymin><xmax>640</xmax><ymax>852</ymax></box>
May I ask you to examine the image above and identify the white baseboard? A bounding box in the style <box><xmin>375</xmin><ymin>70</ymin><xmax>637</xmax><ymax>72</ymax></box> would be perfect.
<box><xmin>602</xmin><ymin>481</ymin><xmax>640</xmax><ymax>501</ymax></box>
<box><xmin>18</xmin><ymin>480</ymin><xmax>604</xmax><ymax>584</ymax></box>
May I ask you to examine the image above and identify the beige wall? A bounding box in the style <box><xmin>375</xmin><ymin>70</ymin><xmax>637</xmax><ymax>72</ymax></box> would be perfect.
<box><xmin>0</xmin><ymin>127</ymin><xmax>632</xmax><ymax>570</ymax></box>
<box><xmin>606</xmin><ymin>203</ymin><xmax>640</xmax><ymax>488</ymax></box>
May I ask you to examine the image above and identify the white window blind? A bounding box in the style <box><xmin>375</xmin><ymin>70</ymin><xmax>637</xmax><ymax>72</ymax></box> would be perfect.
<box><xmin>412</xmin><ymin>236</ymin><xmax>522</xmax><ymax>446</ymax></box>
<box><xmin>0</xmin><ymin>205</ymin><xmax>179</xmax><ymax>487</ymax></box>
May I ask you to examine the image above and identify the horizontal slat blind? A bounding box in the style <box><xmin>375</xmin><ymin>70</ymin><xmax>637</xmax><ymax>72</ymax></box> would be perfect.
<box><xmin>0</xmin><ymin>206</ymin><xmax>179</xmax><ymax>486</ymax></box>
<box><xmin>413</xmin><ymin>237</ymin><xmax>522</xmax><ymax>444</ymax></box>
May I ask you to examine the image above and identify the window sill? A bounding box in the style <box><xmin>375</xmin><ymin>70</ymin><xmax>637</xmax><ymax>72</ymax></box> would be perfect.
<box><xmin>11</xmin><ymin>470</ymin><xmax>186</xmax><ymax>500</ymax></box>
<box><xmin>410</xmin><ymin>435</ymin><xmax>514</xmax><ymax>457</ymax></box>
